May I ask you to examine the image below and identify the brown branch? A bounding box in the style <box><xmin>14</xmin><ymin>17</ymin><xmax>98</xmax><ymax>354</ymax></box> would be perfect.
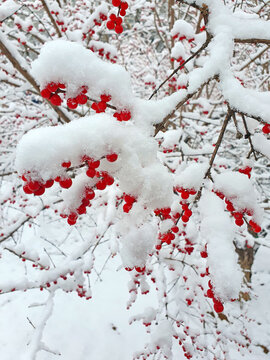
<box><xmin>241</xmin><ymin>114</ymin><xmax>258</xmax><ymax>160</ymax></box>
<box><xmin>235</xmin><ymin>38</ymin><xmax>270</xmax><ymax>45</ymax></box>
<box><xmin>0</xmin><ymin>38</ymin><xmax>71</xmax><ymax>124</ymax></box>
<box><xmin>149</xmin><ymin>35</ymin><xmax>212</xmax><ymax>100</ymax></box>
<box><xmin>40</xmin><ymin>0</ymin><xmax>62</xmax><ymax>38</ymax></box>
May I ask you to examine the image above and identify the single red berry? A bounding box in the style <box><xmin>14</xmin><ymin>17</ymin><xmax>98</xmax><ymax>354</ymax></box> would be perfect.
<box><xmin>182</xmin><ymin>215</ymin><xmax>189</xmax><ymax>223</ymax></box>
<box><xmin>67</xmin><ymin>98</ymin><xmax>78</xmax><ymax>109</ymax></box>
<box><xmin>90</xmin><ymin>160</ymin><xmax>100</xmax><ymax>168</ymax></box>
<box><xmin>200</xmin><ymin>251</ymin><xmax>208</xmax><ymax>258</ymax></box>
<box><xmin>67</xmin><ymin>217</ymin><xmax>77</xmax><ymax>226</ymax></box>
<box><xmin>77</xmin><ymin>205</ymin><xmax>86</xmax><ymax>215</ymax></box>
<box><xmin>106</xmin><ymin>153</ymin><xmax>118</xmax><ymax>162</ymax></box>
<box><xmin>76</xmin><ymin>94</ymin><xmax>88</xmax><ymax>105</ymax></box>
<box><xmin>184</xmin><ymin>208</ymin><xmax>192</xmax><ymax>217</ymax></box>
<box><xmin>58</xmin><ymin>83</ymin><xmax>66</xmax><ymax>89</ymax></box>
<box><xmin>171</xmin><ymin>226</ymin><xmax>179</xmax><ymax>233</ymax></box>
<box><xmin>96</xmin><ymin>180</ymin><xmax>106</xmax><ymax>190</ymax></box>
<box><xmin>115</xmin><ymin>17</ymin><xmax>123</xmax><ymax>25</ymax></box>
<box><xmin>124</xmin><ymin>194</ymin><xmax>136</xmax><ymax>204</ymax></box>
<box><xmin>85</xmin><ymin>188</ymin><xmax>95</xmax><ymax>200</ymax></box>
<box><xmin>206</xmin><ymin>289</ymin><xmax>214</xmax><ymax>298</ymax></box>
<box><xmin>121</xmin><ymin>1</ymin><xmax>128</xmax><ymax>10</ymax></box>
<box><xmin>62</xmin><ymin>161</ymin><xmax>71</xmax><ymax>168</ymax></box>
<box><xmin>23</xmin><ymin>185</ymin><xmax>33</xmax><ymax>194</ymax></box>
<box><xmin>100</xmin><ymin>94</ymin><xmax>111</xmax><ymax>103</ymax></box>
<box><xmin>34</xmin><ymin>186</ymin><xmax>45</xmax><ymax>196</ymax></box>
<box><xmin>123</xmin><ymin>203</ymin><xmax>132</xmax><ymax>213</ymax></box>
<box><xmin>112</xmin><ymin>0</ymin><xmax>121</xmax><ymax>6</ymax></box>
<box><xmin>98</xmin><ymin>101</ymin><xmax>107</xmax><ymax>112</ymax></box>
<box><xmin>40</xmin><ymin>88</ymin><xmax>51</xmax><ymax>99</ymax></box>
<box><xmin>262</xmin><ymin>124</ymin><xmax>270</xmax><ymax>134</ymax></box>
<box><xmin>213</xmin><ymin>301</ymin><xmax>224</xmax><ymax>313</ymax></box>
<box><xmin>119</xmin><ymin>9</ymin><xmax>126</xmax><ymax>16</ymax></box>
<box><xmin>109</xmin><ymin>14</ymin><xmax>117</xmax><ymax>21</ymax></box>
<box><xmin>59</xmin><ymin>178</ymin><xmax>72</xmax><ymax>189</ymax></box>
<box><xmin>50</xmin><ymin>94</ymin><xmax>62</xmax><ymax>106</ymax></box>
<box><xmin>106</xmin><ymin>20</ymin><xmax>115</xmax><ymax>30</ymax></box>
<box><xmin>86</xmin><ymin>167</ymin><xmax>96</xmax><ymax>178</ymax></box>
<box><xmin>28</xmin><ymin>181</ymin><xmax>41</xmax><ymax>192</ymax></box>
<box><xmin>105</xmin><ymin>175</ymin><xmax>114</xmax><ymax>186</ymax></box>
<box><xmin>235</xmin><ymin>218</ymin><xmax>244</xmax><ymax>226</ymax></box>
<box><xmin>115</xmin><ymin>25</ymin><xmax>123</xmax><ymax>34</ymax></box>
<box><xmin>45</xmin><ymin>179</ymin><xmax>54</xmax><ymax>188</ymax></box>
<box><xmin>47</xmin><ymin>82</ymin><xmax>58</xmax><ymax>92</ymax></box>
<box><xmin>181</xmin><ymin>191</ymin><xmax>189</xmax><ymax>200</ymax></box>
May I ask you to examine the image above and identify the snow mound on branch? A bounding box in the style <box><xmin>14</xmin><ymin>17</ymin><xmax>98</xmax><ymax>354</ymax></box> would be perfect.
<box><xmin>15</xmin><ymin>113</ymin><xmax>173</xmax><ymax>209</ymax></box>
<box><xmin>31</xmin><ymin>39</ymin><xmax>132</xmax><ymax>102</ymax></box>
<box><xmin>199</xmin><ymin>191</ymin><xmax>242</xmax><ymax>301</ymax></box>
<box><xmin>252</xmin><ymin>133</ymin><xmax>270</xmax><ymax>159</ymax></box>
<box><xmin>171</xmin><ymin>20</ymin><xmax>195</xmax><ymax>39</ymax></box>
<box><xmin>30</xmin><ymin>39</ymin><xmax>187</xmax><ymax>132</ymax></box>
<box><xmin>120</xmin><ymin>224</ymin><xmax>156</xmax><ymax>268</ymax></box>
<box><xmin>175</xmin><ymin>163</ymin><xmax>208</xmax><ymax>190</ymax></box>
<box><xmin>213</xmin><ymin>171</ymin><xmax>262</xmax><ymax>221</ymax></box>
<box><xmin>0</xmin><ymin>0</ymin><xmax>20</xmax><ymax>21</ymax></box>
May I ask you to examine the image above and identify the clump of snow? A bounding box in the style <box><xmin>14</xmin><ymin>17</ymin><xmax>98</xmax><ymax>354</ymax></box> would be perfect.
<box><xmin>175</xmin><ymin>163</ymin><xmax>208</xmax><ymax>190</ymax></box>
<box><xmin>120</xmin><ymin>224</ymin><xmax>156</xmax><ymax>268</ymax></box>
<box><xmin>171</xmin><ymin>20</ymin><xmax>195</xmax><ymax>39</ymax></box>
<box><xmin>0</xmin><ymin>0</ymin><xmax>20</xmax><ymax>21</ymax></box>
<box><xmin>199</xmin><ymin>191</ymin><xmax>242</xmax><ymax>301</ymax></box>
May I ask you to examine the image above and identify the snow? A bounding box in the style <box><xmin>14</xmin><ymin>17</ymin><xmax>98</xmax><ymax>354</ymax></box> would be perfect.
<box><xmin>199</xmin><ymin>191</ymin><xmax>242</xmax><ymax>301</ymax></box>
<box><xmin>0</xmin><ymin>0</ymin><xmax>20</xmax><ymax>22</ymax></box>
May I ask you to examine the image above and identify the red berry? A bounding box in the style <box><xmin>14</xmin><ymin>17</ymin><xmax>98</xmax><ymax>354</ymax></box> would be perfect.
<box><xmin>182</xmin><ymin>215</ymin><xmax>189</xmax><ymax>223</ymax></box>
<box><xmin>90</xmin><ymin>160</ymin><xmax>100</xmax><ymax>169</ymax></box>
<box><xmin>213</xmin><ymin>301</ymin><xmax>224</xmax><ymax>313</ymax></box>
<box><xmin>62</xmin><ymin>161</ymin><xmax>71</xmax><ymax>168</ymax></box>
<box><xmin>106</xmin><ymin>153</ymin><xmax>118</xmax><ymax>162</ymax></box>
<box><xmin>123</xmin><ymin>203</ymin><xmax>132</xmax><ymax>213</ymax></box>
<box><xmin>96</xmin><ymin>180</ymin><xmax>106</xmax><ymax>190</ymax></box>
<box><xmin>28</xmin><ymin>181</ymin><xmax>41</xmax><ymax>192</ymax></box>
<box><xmin>100</xmin><ymin>94</ymin><xmax>111</xmax><ymax>103</ymax></box>
<box><xmin>235</xmin><ymin>218</ymin><xmax>244</xmax><ymax>226</ymax></box>
<box><xmin>262</xmin><ymin>124</ymin><xmax>270</xmax><ymax>134</ymax></box>
<box><xmin>124</xmin><ymin>194</ymin><xmax>136</xmax><ymax>204</ymax></box>
<box><xmin>200</xmin><ymin>251</ymin><xmax>208</xmax><ymax>258</ymax></box>
<box><xmin>171</xmin><ymin>226</ymin><xmax>179</xmax><ymax>233</ymax></box>
<box><xmin>115</xmin><ymin>17</ymin><xmax>123</xmax><ymax>25</ymax></box>
<box><xmin>47</xmin><ymin>82</ymin><xmax>58</xmax><ymax>92</ymax></box>
<box><xmin>77</xmin><ymin>205</ymin><xmax>86</xmax><ymax>215</ymax></box>
<box><xmin>98</xmin><ymin>101</ymin><xmax>107</xmax><ymax>112</ymax></box>
<box><xmin>112</xmin><ymin>0</ymin><xmax>121</xmax><ymax>6</ymax></box>
<box><xmin>86</xmin><ymin>167</ymin><xmax>96</xmax><ymax>178</ymax></box>
<box><xmin>106</xmin><ymin>21</ymin><xmax>115</xmax><ymax>30</ymax></box>
<box><xmin>67</xmin><ymin>98</ymin><xmax>78</xmax><ymax>109</ymax></box>
<box><xmin>121</xmin><ymin>1</ymin><xmax>128</xmax><ymax>10</ymax></box>
<box><xmin>206</xmin><ymin>289</ymin><xmax>214</xmax><ymax>298</ymax></box>
<box><xmin>59</xmin><ymin>178</ymin><xmax>72</xmax><ymax>189</ymax></box>
<box><xmin>119</xmin><ymin>9</ymin><xmax>126</xmax><ymax>16</ymax></box>
<box><xmin>85</xmin><ymin>188</ymin><xmax>95</xmax><ymax>200</ymax></box>
<box><xmin>109</xmin><ymin>14</ymin><xmax>117</xmax><ymax>21</ymax></box>
<box><xmin>105</xmin><ymin>175</ymin><xmax>114</xmax><ymax>186</ymax></box>
<box><xmin>34</xmin><ymin>186</ymin><xmax>45</xmax><ymax>196</ymax></box>
<box><xmin>58</xmin><ymin>83</ymin><xmax>66</xmax><ymax>89</ymax></box>
<box><xmin>23</xmin><ymin>185</ymin><xmax>33</xmax><ymax>194</ymax></box>
<box><xmin>40</xmin><ymin>88</ymin><xmax>51</xmax><ymax>99</ymax></box>
<box><xmin>45</xmin><ymin>179</ymin><xmax>54</xmax><ymax>188</ymax></box>
<box><xmin>181</xmin><ymin>191</ymin><xmax>189</xmax><ymax>200</ymax></box>
<box><xmin>115</xmin><ymin>25</ymin><xmax>123</xmax><ymax>34</ymax></box>
<box><xmin>76</xmin><ymin>94</ymin><xmax>88</xmax><ymax>105</ymax></box>
<box><xmin>50</xmin><ymin>94</ymin><xmax>62</xmax><ymax>106</ymax></box>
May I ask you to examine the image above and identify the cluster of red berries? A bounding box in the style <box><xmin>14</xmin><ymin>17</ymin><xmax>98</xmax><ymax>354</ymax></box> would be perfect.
<box><xmin>89</xmin><ymin>45</ymin><xmax>117</xmax><ymax>63</ymax></box>
<box><xmin>40</xmin><ymin>82</ymin><xmax>90</xmax><ymax>109</ymax></box>
<box><xmin>106</xmin><ymin>1</ymin><xmax>129</xmax><ymax>34</ymax></box>
<box><xmin>94</xmin><ymin>12</ymin><xmax>107</xmax><ymax>26</ymax></box>
<box><xmin>214</xmin><ymin>190</ymin><xmax>261</xmax><ymax>232</ymax></box>
<box><xmin>40</xmin><ymin>82</ymin><xmax>65</xmax><ymax>106</ymax></box>
<box><xmin>50</xmin><ymin>10</ymin><xmax>68</xmax><ymax>32</ymax></box>
<box><xmin>123</xmin><ymin>194</ymin><xmax>136</xmax><ymax>213</ymax></box>
<box><xmin>206</xmin><ymin>280</ymin><xmax>224</xmax><ymax>313</ymax></box>
<box><xmin>145</xmin><ymin>80</ymin><xmax>156</xmax><ymax>90</ymax></box>
<box><xmin>171</xmin><ymin>56</ymin><xmax>185</xmax><ymax>65</ymax></box>
<box><xmin>113</xmin><ymin>109</ymin><xmax>131</xmax><ymax>121</ymax></box>
<box><xmin>168</xmin><ymin>76</ymin><xmax>177</xmax><ymax>92</ymax></box>
<box><xmin>262</xmin><ymin>123</ymin><xmax>270</xmax><ymax>134</ymax></box>
<box><xmin>91</xmin><ymin>94</ymin><xmax>111</xmax><ymax>113</ymax></box>
<box><xmin>238</xmin><ymin>166</ymin><xmax>252</xmax><ymax>178</ymax></box>
<box><xmin>125</xmin><ymin>266</ymin><xmax>146</xmax><ymax>273</ymax></box>
<box><xmin>22</xmin><ymin>151</ymin><xmax>119</xmax><ymax>225</ymax></box>
<box><xmin>15</xmin><ymin>23</ymin><xmax>33</xmax><ymax>32</ymax></box>
<box><xmin>172</xmin><ymin>33</ymin><xmax>195</xmax><ymax>43</ymax></box>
